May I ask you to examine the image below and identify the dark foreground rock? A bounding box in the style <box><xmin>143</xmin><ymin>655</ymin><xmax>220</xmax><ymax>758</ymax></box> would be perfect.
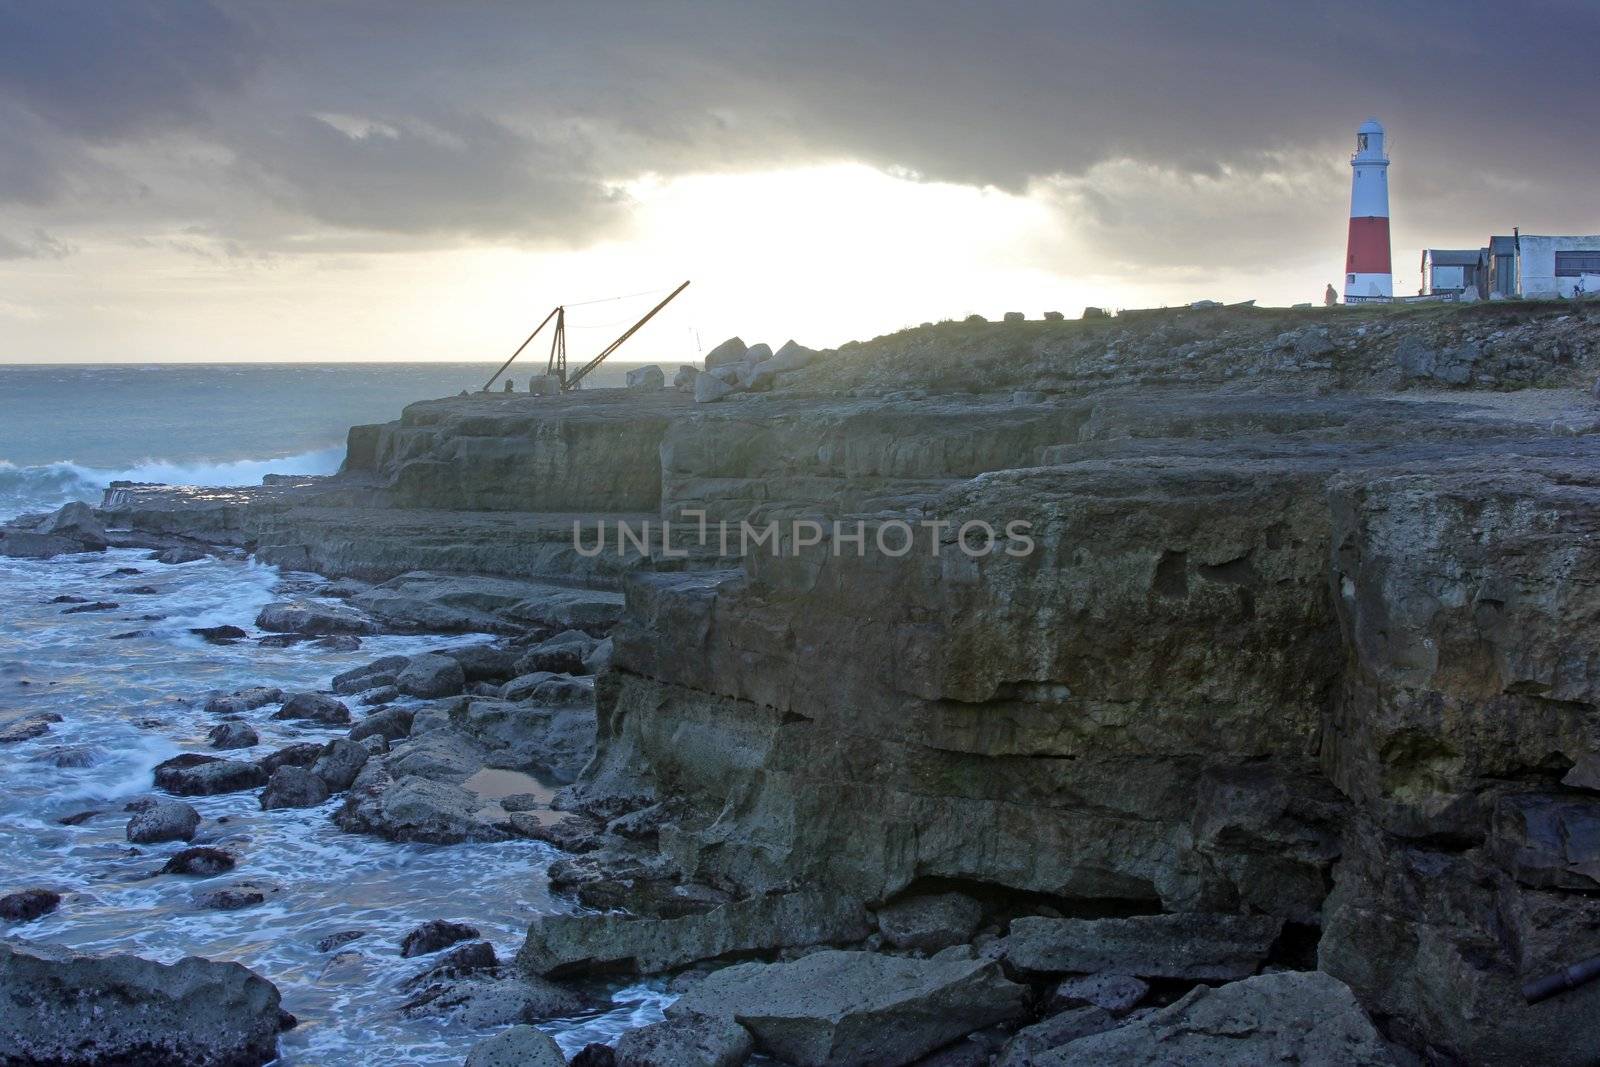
<box><xmin>464</xmin><ymin>1024</ymin><xmax>566</xmax><ymax>1067</ymax></box>
<box><xmin>0</xmin><ymin>940</ymin><xmax>285</xmax><ymax>1066</ymax></box>
<box><xmin>0</xmin><ymin>713</ymin><xmax>62</xmax><ymax>744</ymax></box>
<box><xmin>1033</xmin><ymin>970</ymin><xmax>1395</xmax><ymax>1066</ymax></box>
<box><xmin>401</xmin><ymin>918</ymin><xmax>480</xmax><ymax>958</ymax></box>
<box><xmin>126</xmin><ymin>799</ymin><xmax>201</xmax><ymax>844</ymax></box>
<box><xmin>614</xmin><ymin>1010</ymin><xmax>754</xmax><ymax>1067</ymax></box>
<box><xmin>1001</xmin><ymin>912</ymin><xmax>1284</xmax><ymax>980</ymax></box>
<box><xmin>0</xmin><ymin>888</ymin><xmax>61</xmax><ymax>922</ymax></box>
<box><xmin>669</xmin><ymin>949</ymin><xmax>1028</xmax><ymax>1067</ymax></box>
<box><xmin>153</xmin><ymin>753</ymin><xmax>268</xmax><ymax>796</ymax></box>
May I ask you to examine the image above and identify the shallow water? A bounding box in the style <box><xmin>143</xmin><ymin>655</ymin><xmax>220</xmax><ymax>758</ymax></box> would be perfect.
<box><xmin>0</xmin><ymin>547</ymin><xmax>667</xmax><ymax>1063</ymax></box>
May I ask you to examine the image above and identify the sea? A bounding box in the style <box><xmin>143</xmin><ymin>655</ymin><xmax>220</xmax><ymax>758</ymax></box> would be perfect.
<box><xmin>0</xmin><ymin>361</ymin><xmax>683</xmax><ymax>1064</ymax></box>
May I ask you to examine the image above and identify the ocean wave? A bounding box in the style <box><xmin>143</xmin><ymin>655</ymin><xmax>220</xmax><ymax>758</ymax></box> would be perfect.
<box><xmin>0</xmin><ymin>446</ymin><xmax>344</xmax><ymax>520</ymax></box>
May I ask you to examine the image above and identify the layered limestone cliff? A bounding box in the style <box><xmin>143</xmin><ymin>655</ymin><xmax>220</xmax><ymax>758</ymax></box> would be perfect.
<box><xmin>104</xmin><ymin>301</ymin><xmax>1600</xmax><ymax>1063</ymax></box>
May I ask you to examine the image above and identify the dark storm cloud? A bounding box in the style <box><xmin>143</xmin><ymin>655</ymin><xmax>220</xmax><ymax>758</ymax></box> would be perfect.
<box><xmin>1</xmin><ymin>1</ymin><xmax>1597</xmax><ymax>251</ymax></box>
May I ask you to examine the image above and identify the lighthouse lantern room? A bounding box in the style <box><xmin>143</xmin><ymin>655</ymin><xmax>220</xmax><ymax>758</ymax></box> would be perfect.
<box><xmin>1344</xmin><ymin>118</ymin><xmax>1393</xmax><ymax>301</ymax></box>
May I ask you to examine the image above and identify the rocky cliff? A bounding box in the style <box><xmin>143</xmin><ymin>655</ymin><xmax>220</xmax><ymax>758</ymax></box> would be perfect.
<box><xmin>103</xmin><ymin>300</ymin><xmax>1600</xmax><ymax>1064</ymax></box>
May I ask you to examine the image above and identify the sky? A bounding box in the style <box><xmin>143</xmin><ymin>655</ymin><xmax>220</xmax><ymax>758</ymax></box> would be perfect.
<box><xmin>1</xmin><ymin>1</ymin><xmax>1597</xmax><ymax>364</ymax></box>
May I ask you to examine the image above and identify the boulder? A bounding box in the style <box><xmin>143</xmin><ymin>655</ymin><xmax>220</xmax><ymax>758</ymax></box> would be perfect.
<box><xmin>395</xmin><ymin>653</ymin><xmax>466</xmax><ymax>699</ymax></box>
<box><xmin>1002</xmin><ymin>913</ymin><xmax>1283</xmax><ymax>980</ymax></box>
<box><xmin>332</xmin><ymin>655</ymin><xmax>410</xmax><ymax>695</ymax></box>
<box><xmin>126</xmin><ymin>799</ymin><xmax>201</xmax><ymax>844</ymax></box>
<box><xmin>0</xmin><ymin>530</ymin><xmax>97</xmax><ymax>558</ymax></box>
<box><xmin>669</xmin><ymin>950</ymin><xmax>1028</xmax><ymax>1067</ymax></box>
<box><xmin>207</xmin><ymin>722</ymin><xmax>259</xmax><ymax>750</ymax></box>
<box><xmin>875</xmin><ymin>892</ymin><xmax>983</xmax><ymax>953</ymax></box>
<box><xmin>0</xmin><ymin>888</ymin><xmax>61</xmax><ymax>922</ymax></box>
<box><xmin>1035</xmin><ymin>971</ymin><xmax>1395</xmax><ymax>1066</ymax></box>
<box><xmin>437</xmin><ymin>642</ymin><xmax>521</xmax><ymax>682</ymax></box>
<box><xmin>358</xmin><ymin>685</ymin><xmax>400</xmax><ymax>706</ymax></box>
<box><xmin>502</xmin><ymin>672</ymin><xmax>593</xmax><ymax>706</ymax></box>
<box><xmin>256</xmin><ymin>741</ymin><xmax>324</xmax><ymax>775</ymax></box>
<box><xmin>614</xmin><ymin>1010</ymin><xmax>754</xmax><ymax>1067</ymax></box>
<box><xmin>514</xmin><ymin>629</ymin><xmax>598</xmax><ymax>675</ymax></box>
<box><xmin>34</xmin><ymin>501</ymin><xmax>108</xmax><ymax>548</ymax></box>
<box><xmin>155</xmin><ymin>546</ymin><xmax>207</xmax><ymax>564</ymax></box>
<box><xmin>994</xmin><ymin>1006</ymin><xmax>1118</xmax><ymax>1067</ymax></box>
<box><xmin>1045</xmin><ymin>973</ymin><xmax>1149</xmax><ymax>1016</ymax></box>
<box><xmin>401</xmin><ymin>974</ymin><xmax>582</xmax><ymax>1027</ymax></box>
<box><xmin>194</xmin><ymin>880</ymin><xmax>279</xmax><ymax>911</ymax></box>
<box><xmin>348</xmin><ymin>706</ymin><xmax>414</xmax><ymax>743</ymax></box>
<box><xmin>673</xmin><ymin>365</ymin><xmax>701</xmax><ymax>390</ymax></box>
<box><xmin>311</xmin><ymin>634</ymin><xmax>361</xmax><ymax>652</ymax></box>
<box><xmin>259</xmin><ymin>766</ymin><xmax>331</xmax><ymax>809</ymax></box>
<box><xmin>695</xmin><ymin>373</ymin><xmax>738</xmax><ymax>404</ymax></box>
<box><xmin>704</xmin><ymin>336</ymin><xmax>748</xmax><ymax>369</ymax></box>
<box><xmin>0</xmin><ymin>940</ymin><xmax>284</xmax><ymax>1066</ymax></box>
<box><xmin>189</xmin><ymin>624</ymin><xmax>247</xmax><ymax>643</ymax></box>
<box><xmin>272</xmin><ymin>692</ymin><xmax>351</xmax><ymax>726</ymax></box>
<box><xmin>464</xmin><ymin>1024</ymin><xmax>566</xmax><ymax>1067</ymax></box>
<box><xmin>626</xmin><ymin>364</ymin><xmax>666</xmax><ymax>391</ymax></box>
<box><xmin>1003</xmin><ymin>311</ymin><xmax>1026</xmax><ymax>324</ymax></box>
<box><xmin>154</xmin><ymin>753</ymin><xmax>268</xmax><ymax>796</ymax></box>
<box><xmin>254</xmin><ymin>599</ymin><xmax>378</xmax><ymax>636</ymax></box>
<box><xmin>204</xmin><ymin>686</ymin><xmax>285</xmax><ymax>716</ymax></box>
<box><xmin>744</xmin><ymin>342</ymin><xmax>773</xmax><ymax>364</ymax></box>
<box><xmin>334</xmin><ymin>767</ymin><xmax>508</xmax><ymax>844</ymax></box>
<box><xmin>0</xmin><ymin>713</ymin><xmax>62</xmax><ymax>744</ymax></box>
<box><xmin>745</xmin><ymin>340</ymin><xmax>819</xmax><ymax>390</ymax></box>
<box><xmin>310</xmin><ymin>738</ymin><xmax>370</xmax><ymax>792</ymax></box>
<box><xmin>401</xmin><ymin>918</ymin><xmax>480</xmax><ymax>957</ymax></box>
<box><xmin>160</xmin><ymin>846</ymin><xmax>237</xmax><ymax>877</ymax></box>
<box><xmin>61</xmin><ymin>600</ymin><xmax>118</xmax><ymax>613</ymax></box>
<box><xmin>583</xmin><ymin>636</ymin><xmax>614</xmax><ymax>674</ymax></box>
<box><xmin>517</xmin><ymin>891</ymin><xmax>872</xmax><ymax>978</ymax></box>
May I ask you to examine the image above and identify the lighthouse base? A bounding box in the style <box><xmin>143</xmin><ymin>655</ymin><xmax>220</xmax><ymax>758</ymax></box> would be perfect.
<box><xmin>1344</xmin><ymin>273</ymin><xmax>1394</xmax><ymax>301</ymax></box>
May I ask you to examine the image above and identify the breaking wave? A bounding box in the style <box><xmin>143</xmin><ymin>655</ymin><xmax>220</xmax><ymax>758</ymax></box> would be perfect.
<box><xmin>0</xmin><ymin>447</ymin><xmax>344</xmax><ymax>520</ymax></box>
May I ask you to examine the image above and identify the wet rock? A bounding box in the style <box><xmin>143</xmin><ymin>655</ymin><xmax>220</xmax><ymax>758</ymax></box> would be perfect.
<box><xmin>1001</xmin><ymin>913</ymin><xmax>1283</xmax><ymax>980</ymax></box>
<box><xmin>0</xmin><ymin>713</ymin><xmax>62</xmax><ymax>744</ymax></box>
<box><xmin>358</xmin><ymin>685</ymin><xmax>400</xmax><ymax>706</ymax></box>
<box><xmin>190</xmin><ymin>624</ymin><xmax>247</xmax><ymax>643</ymax></box>
<box><xmin>401</xmin><ymin>918</ymin><xmax>481</xmax><ymax>957</ymax></box>
<box><xmin>348</xmin><ymin>705</ymin><xmax>414</xmax><ymax>743</ymax></box>
<box><xmin>208</xmin><ymin>722</ymin><xmax>260</xmax><ymax>750</ymax></box>
<box><xmin>515</xmin><ymin>629</ymin><xmax>598</xmax><ymax>675</ymax></box>
<box><xmin>126</xmin><ymin>799</ymin><xmax>201</xmax><ymax>844</ymax></box>
<box><xmin>0</xmin><ymin>530</ymin><xmax>94</xmax><ymax>558</ymax></box>
<box><xmin>154</xmin><ymin>753</ymin><xmax>268</xmax><ymax>796</ymax></box>
<box><xmin>311</xmin><ymin>635</ymin><xmax>362</xmax><ymax>651</ymax></box>
<box><xmin>0</xmin><ymin>940</ymin><xmax>284</xmax><ymax>1066</ymax></box>
<box><xmin>272</xmin><ymin>691</ymin><xmax>351</xmax><ymax>726</ymax></box>
<box><xmin>614</xmin><ymin>1010</ymin><xmax>754</xmax><ymax>1067</ymax></box>
<box><xmin>155</xmin><ymin>546</ymin><xmax>207</xmax><ymax>564</ymax></box>
<box><xmin>257</xmin><ymin>634</ymin><xmax>308</xmax><ymax>649</ymax></box>
<box><xmin>119</xmin><ymin>585</ymin><xmax>160</xmax><ymax>595</ymax></box>
<box><xmin>1038</xmin><ymin>970</ymin><xmax>1395</xmax><ymax>1066</ymax></box>
<box><xmin>310</xmin><ymin>737</ymin><xmax>370</xmax><ymax>792</ymax></box>
<box><xmin>260</xmin><ymin>766</ymin><xmax>331</xmax><ymax>809</ymax></box>
<box><xmin>204</xmin><ymin>686</ymin><xmax>284</xmax><ymax>715</ymax></box>
<box><xmin>160</xmin><ymin>846</ymin><xmax>237</xmax><ymax>877</ymax></box>
<box><xmin>58</xmin><ymin>809</ymin><xmax>104</xmax><ymax>826</ymax></box>
<box><xmin>463</xmin><ymin>1023</ymin><xmax>566</xmax><ymax>1067</ymax></box>
<box><xmin>256</xmin><ymin>741</ymin><xmax>324</xmax><ymax>774</ymax></box>
<box><xmin>502</xmin><ymin>672</ymin><xmax>593</xmax><ymax>706</ymax></box>
<box><xmin>875</xmin><ymin>892</ymin><xmax>983</xmax><ymax>953</ymax></box>
<box><xmin>460</xmin><ymin>698</ymin><xmax>597</xmax><ymax>782</ymax></box>
<box><xmin>508</xmin><ymin>810</ymin><xmax>606</xmax><ymax>852</ymax></box>
<box><xmin>62</xmin><ymin>600</ymin><xmax>119</xmax><ymax>613</ymax></box>
<box><xmin>315</xmin><ymin>930</ymin><xmax>366</xmax><ymax>952</ymax></box>
<box><xmin>336</xmin><ymin>765</ymin><xmax>508</xmax><ymax>845</ymax></box>
<box><xmin>255</xmin><ymin>599</ymin><xmax>379</xmax><ymax>636</ymax></box>
<box><xmin>195</xmin><ymin>880</ymin><xmax>278</xmax><ymax>910</ymax></box>
<box><xmin>436</xmin><ymin>642</ymin><xmax>521</xmax><ymax>682</ymax></box>
<box><xmin>34</xmin><ymin>502</ymin><xmax>109</xmax><ymax>548</ymax></box>
<box><xmin>331</xmin><ymin>654</ymin><xmax>410</xmax><ymax>695</ymax></box>
<box><xmin>411</xmin><ymin>940</ymin><xmax>498</xmax><ymax>982</ymax></box>
<box><xmin>1044</xmin><ymin>973</ymin><xmax>1149</xmax><ymax>1016</ymax></box>
<box><xmin>517</xmin><ymin>891</ymin><xmax>872</xmax><ymax>978</ymax></box>
<box><xmin>33</xmin><ymin>744</ymin><xmax>98</xmax><ymax>768</ymax></box>
<box><xmin>0</xmin><ymin>888</ymin><xmax>61</xmax><ymax>923</ymax></box>
<box><xmin>670</xmin><ymin>949</ymin><xmax>1027</xmax><ymax>1067</ymax></box>
<box><xmin>395</xmin><ymin>653</ymin><xmax>466</xmax><ymax>698</ymax></box>
<box><xmin>994</xmin><ymin>1006</ymin><xmax>1118</xmax><ymax>1067</ymax></box>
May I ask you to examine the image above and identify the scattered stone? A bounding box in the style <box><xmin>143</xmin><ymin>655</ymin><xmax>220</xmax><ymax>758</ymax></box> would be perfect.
<box><xmin>126</xmin><ymin>799</ymin><xmax>201</xmax><ymax>844</ymax></box>
<box><xmin>272</xmin><ymin>692</ymin><xmax>351</xmax><ymax>726</ymax></box>
<box><xmin>1045</xmin><ymin>972</ymin><xmax>1149</xmax><ymax>1016</ymax></box>
<box><xmin>208</xmin><ymin>722</ymin><xmax>260</xmax><ymax>750</ymax></box>
<box><xmin>875</xmin><ymin>892</ymin><xmax>983</xmax><ymax>953</ymax></box>
<box><xmin>395</xmin><ymin>653</ymin><xmax>466</xmax><ymax>698</ymax></box>
<box><xmin>204</xmin><ymin>686</ymin><xmax>284</xmax><ymax>715</ymax></box>
<box><xmin>260</xmin><ymin>766</ymin><xmax>331</xmax><ymax>809</ymax></box>
<box><xmin>1001</xmin><ymin>913</ymin><xmax>1283</xmax><ymax>980</ymax></box>
<box><xmin>154</xmin><ymin>753</ymin><xmax>268</xmax><ymax>796</ymax></box>
<box><xmin>0</xmin><ymin>713</ymin><xmax>62</xmax><ymax>744</ymax></box>
<box><xmin>0</xmin><ymin>940</ymin><xmax>284</xmax><ymax>1065</ymax></box>
<box><xmin>0</xmin><ymin>888</ymin><xmax>61</xmax><ymax>923</ymax></box>
<box><xmin>614</xmin><ymin>1010</ymin><xmax>754</xmax><ymax>1067</ymax></box>
<box><xmin>1039</xmin><ymin>970</ymin><xmax>1395</xmax><ymax>1066</ymax></box>
<box><xmin>670</xmin><ymin>949</ymin><xmax>1027</xmax><ymax>1067</ymax></box>
<box><xmin>463</xmin><ymin>1023</ymin><xmax>566</xmax><ymax>1067</ymax></box>
<box><xmin>401</xmin><ymin>919</ymin><xmax>481</xmax><ymax>958</ymax></box>
<box><xmin>517</xmin><ymin>891</ymin><xmax>872</xmax><ymax>978</ymax></box>
<box><xmin>160</xmin><ymin>846</ymin><xmax>237</xmax><ymax>877</ymax></box>
<box><xmin>190</xmin><ymin>624</ymin><xmax>248</xmax><ymax>643</ymax></box>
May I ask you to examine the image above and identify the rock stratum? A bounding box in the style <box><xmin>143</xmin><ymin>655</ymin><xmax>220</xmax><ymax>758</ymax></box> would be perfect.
<box><xmin>93</xmin><ymin>301</ymin><xmax>1600</xmax><ymax>1065</ymax></box>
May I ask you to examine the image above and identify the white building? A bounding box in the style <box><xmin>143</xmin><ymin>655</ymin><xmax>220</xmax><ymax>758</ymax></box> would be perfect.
<box><xmin>1514</xmin><ymin>235</ymin><xmax>1600</xmax><ymax>298</ymax></box>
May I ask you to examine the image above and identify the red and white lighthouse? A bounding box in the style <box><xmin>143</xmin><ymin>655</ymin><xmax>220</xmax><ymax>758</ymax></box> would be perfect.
<box><xmin>1344</xmin><ymin>118</ymin><xmax>1392</xmax><ymax>301</ymax></box>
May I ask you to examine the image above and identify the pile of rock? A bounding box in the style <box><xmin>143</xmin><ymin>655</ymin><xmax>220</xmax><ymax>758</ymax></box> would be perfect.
<box><xmin>691</xmin><ymin>336</ymin><xmax>820</xmax><ymax>403</ymax></box>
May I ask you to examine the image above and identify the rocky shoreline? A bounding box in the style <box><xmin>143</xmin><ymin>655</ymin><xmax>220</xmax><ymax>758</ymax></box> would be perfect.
<box><xmin>5</xmin><ymin>301</ymin><xmax>1600</xmax><ymax>1064</ymax></box>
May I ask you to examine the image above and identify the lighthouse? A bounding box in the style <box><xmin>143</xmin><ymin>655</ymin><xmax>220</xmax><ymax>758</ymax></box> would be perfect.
<box><xmin>1344</xmin><ymin>118</ymin><xmax>1392</xmax><ymax>301</ymax></box>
